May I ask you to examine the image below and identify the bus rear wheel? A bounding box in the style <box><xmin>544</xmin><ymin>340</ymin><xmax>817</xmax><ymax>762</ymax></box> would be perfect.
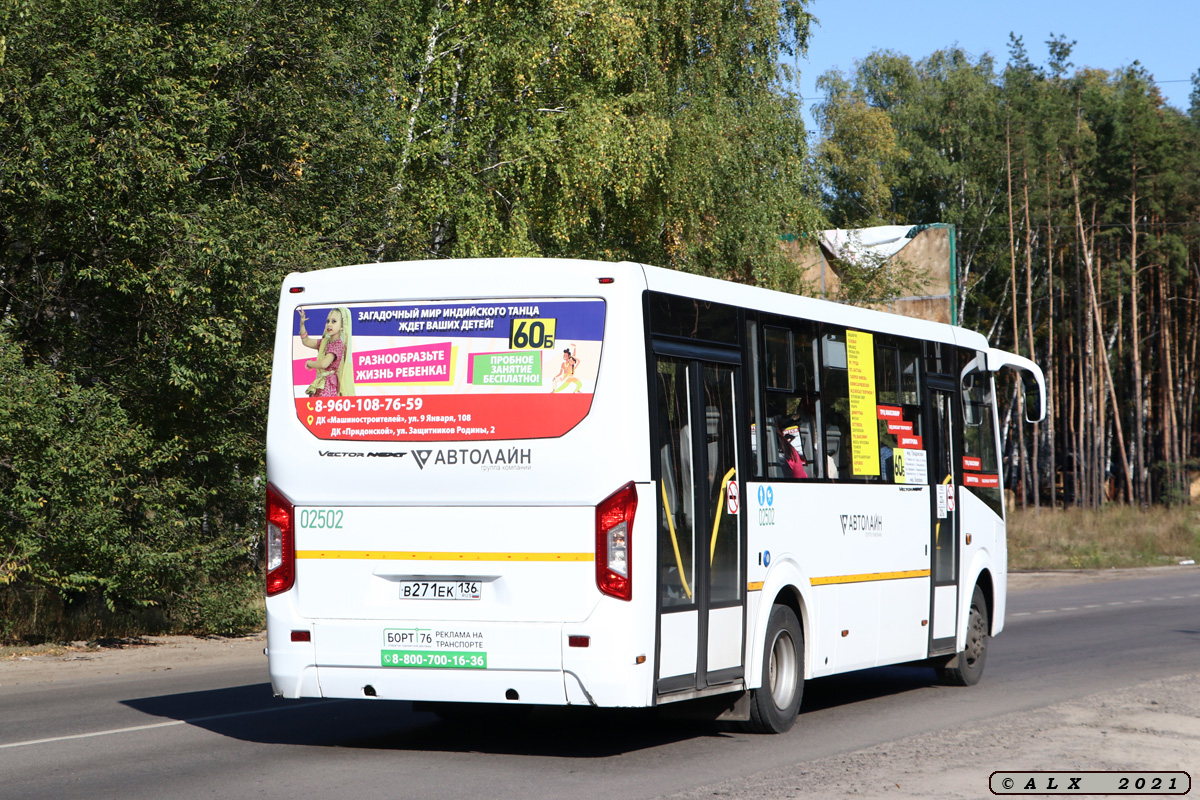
<box><xmin>936</xmin><ymin>585</ymin><xmax>989</xmax><ymax>686</ymax></box>
<box><xmin>747</xmin><ymin>603</ymin><xmax>803</xmax><ymax>733</ymax></box>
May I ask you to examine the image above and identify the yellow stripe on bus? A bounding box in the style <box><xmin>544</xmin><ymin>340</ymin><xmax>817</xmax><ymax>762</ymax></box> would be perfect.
<box><xmin>810</xmin><ymin>569</ymin><xmax>931</xmax><ymax>586</ymax></box>
<box><xmin>747</xmin><ymin>581</ymin><xmax>765</xmax><ymax>592</ymax></box>
<box><xmin>295</xmin><ymin>550</ymin><xmax>594</xmax><ymax>562</ymax></box>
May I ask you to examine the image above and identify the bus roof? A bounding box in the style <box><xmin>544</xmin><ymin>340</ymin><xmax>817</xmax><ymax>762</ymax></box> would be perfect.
<box><xmin>634</xmin><ymin>262</ymin><xmax>990</xmax><ymax>353</ymax></box>
<box><xmin>282</xmin><ymin>257</ymin><xmax>992</xmax><ymax>354</ymax></box>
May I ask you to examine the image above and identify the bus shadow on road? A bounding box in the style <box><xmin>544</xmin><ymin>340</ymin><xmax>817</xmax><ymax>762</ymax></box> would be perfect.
<box><xmin>121</xmin><ymin>685</ymin><xmax>722</xmax><ymax>756</ymax></box>
<box><xmin>120</xmin><ymin>666</ymin><xmax>941</xmax><ymax>756</ymax></box>
<box><xmin>801</xmin><ymin>665</ymin><xmax>943</xmax><ymax>713</ymax></box>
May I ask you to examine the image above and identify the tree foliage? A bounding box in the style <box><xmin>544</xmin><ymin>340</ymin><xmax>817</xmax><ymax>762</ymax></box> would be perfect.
<box><xmin>813</xmin><ymin>67</ymin><xmax>907</xmax><ymax>226</ymax></box>
<box><xmin>375</xmin><ymin>0</ymin><xmax>819</xmax><ymax>286</ymax></box>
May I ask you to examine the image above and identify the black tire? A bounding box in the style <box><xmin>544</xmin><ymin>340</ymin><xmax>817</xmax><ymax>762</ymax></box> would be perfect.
<box><xmin>936</xmin><ymin>585</ymin><xmax>989</xmax><ymax>686</ymax></box>
<box><xmin>746</xmin><ymin>603</ymin><xmax>804</xmax><ymax>733</ymax></box>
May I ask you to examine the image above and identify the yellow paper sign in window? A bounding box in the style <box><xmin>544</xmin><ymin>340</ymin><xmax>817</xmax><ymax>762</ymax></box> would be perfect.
<box><xmin>847</xmin><ymin>330</ymin><xmax>880</xmax><ymax>476</ymax></box>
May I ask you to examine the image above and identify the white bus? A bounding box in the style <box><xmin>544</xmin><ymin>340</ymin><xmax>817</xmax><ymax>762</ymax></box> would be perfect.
<box><xmin>265</xmin><ymin>257</ymin><xmax>1044</xmax><ymax>733</ymax></box>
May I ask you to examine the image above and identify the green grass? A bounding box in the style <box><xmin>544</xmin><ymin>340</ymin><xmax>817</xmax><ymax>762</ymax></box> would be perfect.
<box><xmin>1007</xmin><ymin>505</ymin><xmax>1200</xmax><ymax>570</ymax></box>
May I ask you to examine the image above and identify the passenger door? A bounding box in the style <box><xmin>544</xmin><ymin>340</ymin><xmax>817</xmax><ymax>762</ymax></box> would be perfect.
<box><xmin>926</xmin><ymin>383</ymin><xmax>961</xmax><ymax>655</ymax></box>
<box><xmin>653</xmin><ymin>350</ymin><xmax>744</xmax><ymax>694</ymax></box>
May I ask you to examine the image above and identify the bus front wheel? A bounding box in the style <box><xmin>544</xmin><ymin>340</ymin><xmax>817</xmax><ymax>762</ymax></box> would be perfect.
<box><xmin>936</xmin><ymin>585</ymin><xmax>989</xmax><ymax>686</ymax></box>
<box><xmin>747</xmin><ymin>603</ymin><xmax>803</xmax><ymax>733</ymax></box>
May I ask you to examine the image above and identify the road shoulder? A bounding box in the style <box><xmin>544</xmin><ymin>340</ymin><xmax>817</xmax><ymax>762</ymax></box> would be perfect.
<box><xmin>0</xmin><ymin>633</ymin><xmax>266</xmax><ymax>687</ymax></box>
<box><xmin>664</xmin><ymin>671</ymin><xmax>1200</xmax><ymax>799</ymax></box>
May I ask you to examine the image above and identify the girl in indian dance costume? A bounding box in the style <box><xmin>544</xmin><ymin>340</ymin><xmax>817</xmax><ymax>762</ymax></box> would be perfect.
<box><xmin>299</xmin><ymin>307</ymin><xmax>356</xmax><ymax>397</ymax></box>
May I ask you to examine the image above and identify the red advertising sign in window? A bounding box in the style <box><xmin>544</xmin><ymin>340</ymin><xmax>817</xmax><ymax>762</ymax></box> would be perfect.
<box><xmin>963</xmin><ymin>472</ymin><xmax>1000</xmax><ymax>488</ymax></box>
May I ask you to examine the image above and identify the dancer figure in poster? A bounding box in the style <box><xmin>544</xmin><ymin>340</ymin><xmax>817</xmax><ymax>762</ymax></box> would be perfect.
<box><xmin>552</xmin><ymin>343</ymin><xmax>582</xmax><ymax>393</ymax></box>
<box><xmin>299</xmin><ymin>307</ymin><xmax>356</xmax><ymax>397</ymax></box>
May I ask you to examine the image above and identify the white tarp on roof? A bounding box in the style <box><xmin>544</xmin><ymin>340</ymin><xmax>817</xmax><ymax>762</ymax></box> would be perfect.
<box><xmin>820</xmin><ymin>225</ymin><xmax>917</xmax><ymax>264</ymax></box>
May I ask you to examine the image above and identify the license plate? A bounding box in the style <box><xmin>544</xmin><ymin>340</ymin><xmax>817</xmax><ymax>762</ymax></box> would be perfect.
<box><xmin>399</xmin><ymin>580</ymin><xmax>481</xmax><ymax>600</ymax></box>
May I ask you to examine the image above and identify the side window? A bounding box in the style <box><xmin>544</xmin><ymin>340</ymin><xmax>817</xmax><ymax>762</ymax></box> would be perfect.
<box><xmin>648</xmin><ymin>292</ymin><xmax>739</xmax><ymax>345</ymax></box>
<box><xmin>764</xmin><ymin>326</ymin><xmax>793</xmax><ymax>392</ymax></box>
<box><xmin>823</xmin><ymin>328</ymin><xmax>925</xmax><ymax>482</ymax></box>
<box><xmin>925</xmin><ymin>340</ymin><xmax>955</xmax><ymax>378</ymax></box>
<box><xmin>757</xmin><ymin>320</ymin><xmax>822</xmax><ymax>480</ymax></box>
<box><xmin>962</xmin><ymin>358</ymin><xmax>1003</xmax><ymax>517</ymax></box>
<box><xmin>820</xmin><ymin>330</ymin><xmax>849</xmax><ymax>480</ymax></box>
<box><xmin>875</xmin><ymin>337</ymin><xmax>926</xmax><ymax>484</ymax></box>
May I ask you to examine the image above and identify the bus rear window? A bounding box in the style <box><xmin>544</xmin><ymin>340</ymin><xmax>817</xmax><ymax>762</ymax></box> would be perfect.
<box><xmin>289</xmin><ymin>298</ymin><xmax>605</xmax><ymax>442</ymax></box>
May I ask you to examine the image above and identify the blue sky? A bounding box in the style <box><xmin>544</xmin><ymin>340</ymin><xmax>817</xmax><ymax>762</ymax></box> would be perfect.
<box><xmin>794</xmin><ymin>0</ymin><xmax>1199</xmax><ymax>136</ymax></box>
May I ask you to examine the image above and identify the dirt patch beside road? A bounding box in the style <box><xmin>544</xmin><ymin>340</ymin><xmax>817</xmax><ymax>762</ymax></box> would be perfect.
<box><xmin>664</xmin><ymin>672</ymin><xmax>1200</xmax><ymax>799</ymax></box>
<box><xmin>0</xmin><ymin>633</ymin><xmax>266</xmax><ymax>687</ymax></box>
<box><xmin>1007</xmin><ymin>564</ymin><xmax>1196</xmax><ymax>591</ymax></box>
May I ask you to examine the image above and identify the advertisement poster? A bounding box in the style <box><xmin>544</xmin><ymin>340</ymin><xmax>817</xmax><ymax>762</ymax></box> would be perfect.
<box><xmin>291</xmin><ymin>298</ymin><xmax>605</xmax><ymax>441</ymax></box>
<box><xmin>846</xmin><ymin>330</ymin><xmax>880</xmax><ymax>476</ymax></box>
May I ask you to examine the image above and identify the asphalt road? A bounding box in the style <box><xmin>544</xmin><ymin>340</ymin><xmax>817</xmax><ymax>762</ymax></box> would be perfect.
<box><xmin>2</xmin><ymin>571</ymin><xmax>1197</xmax><ymax>800</ymax></box>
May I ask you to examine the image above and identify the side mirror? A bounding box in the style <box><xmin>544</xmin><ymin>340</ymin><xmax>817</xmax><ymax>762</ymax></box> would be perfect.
<box><xmin>961</xmin><ymin>373</ymin><xmax>981</xmax><ymax>426</ymax></box>
<box><xmin>986</xmin><ymin>348</ymin><xmax>1047</xmax><ymax>424</ymax></box>
<box><xmin>1022</xmin><ymin>369</ymin><xmax>1043</xmax><ymax>424</ymax></box>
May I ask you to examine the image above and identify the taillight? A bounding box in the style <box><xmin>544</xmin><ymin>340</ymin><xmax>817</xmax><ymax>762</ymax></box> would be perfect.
<box><xmin>266</xmin><ymin>483</ymin><xmax>295</xmax><ymax>596</ymax></box>
<box><xmin>596</xmin><ymin>482</ymin><xmax>637</xmax><ymax>601</ymax></box>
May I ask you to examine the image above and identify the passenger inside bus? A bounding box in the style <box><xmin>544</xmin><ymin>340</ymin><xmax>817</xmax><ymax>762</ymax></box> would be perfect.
<box><xmin>824</xmin><ymin>424</ymin><xmax>842</xmax><ymax>479</ymax></box>
<box><xmin>775</xmin><ymin>423</ymin><xmax>807</xmax><ymax>479</ymax></box>
<box><xmin>789</xmin><ymin>395</ymin><xmax>827</xmax><ymax>479</ymax></box>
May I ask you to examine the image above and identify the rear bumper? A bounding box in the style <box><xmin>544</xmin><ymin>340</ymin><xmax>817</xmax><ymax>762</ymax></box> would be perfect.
<box><xmin>313</xmin><ymin>664</ymin><xmax>578</xmax><ymax>705</ymax></box>
<box><xmin>266</xmin><ymin>592</ymin><xmax>655</xmax><ymax>707</ymax></box>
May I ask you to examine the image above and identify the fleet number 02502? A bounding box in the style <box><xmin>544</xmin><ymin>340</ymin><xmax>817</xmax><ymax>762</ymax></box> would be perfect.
<box><xmin>299</xmin><ymin>509</ymin><xmax>343</xmax><ymax>529</ymax></box>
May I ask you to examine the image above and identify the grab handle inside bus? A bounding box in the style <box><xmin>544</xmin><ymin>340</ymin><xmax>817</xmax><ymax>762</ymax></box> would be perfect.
<box><xmin>661</xmin><ymin>481</ymin><xmax>693</xmax><ymax>600</ymax></box>
<box><xmin>710</xmin><ymin>468</ymin><xmax>737</xmax><ymax>566</ymax></box>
